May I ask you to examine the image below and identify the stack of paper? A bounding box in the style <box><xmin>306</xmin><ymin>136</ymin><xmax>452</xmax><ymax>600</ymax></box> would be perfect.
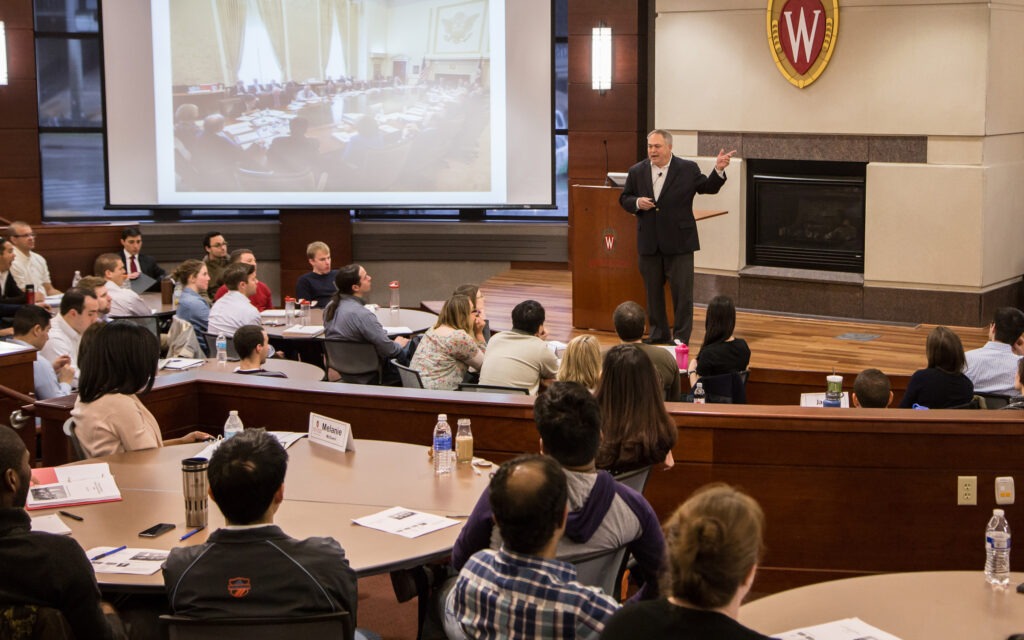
<box><xmin>27</xmin><ymin>463</ymin><xmax>122</xmax><ymax>511</ymax></box>
<box><xmin>282</xmin><ymin>324</ymin><xmax>325</xmax><ymax>338</ymax></box>
<box><xmin>160</xmin><ymin>358</ymin><xmax>206</xmax><ymax>371</ymax></box>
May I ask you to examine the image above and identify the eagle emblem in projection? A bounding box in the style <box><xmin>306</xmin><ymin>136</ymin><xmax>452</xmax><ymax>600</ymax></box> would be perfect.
<box><xmin>442</xmin><ymin>11</ymin><xmax>479</xmax><ymax>44</ymax></box>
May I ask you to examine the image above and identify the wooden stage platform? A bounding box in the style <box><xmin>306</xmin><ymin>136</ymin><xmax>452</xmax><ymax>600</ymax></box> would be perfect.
<box><xmin>472</xmin><ymin>268</ymin><xmax>990</xmax><ymax>400</ymax></box>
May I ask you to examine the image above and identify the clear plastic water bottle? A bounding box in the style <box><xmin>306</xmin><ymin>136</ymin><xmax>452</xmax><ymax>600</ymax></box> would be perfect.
<box><xmin>172</xmin><ymin>284</ymin><xmax>182</xmax><ymax>308</ymax></box>
<box><xmin>389</xmin><ymin>281</ymin><xmax>400</xmax><ymax>315</ymax></box>
<box><xmin>216</xmin><ymin>333</ymin><xmax>228</xmax><ymax>364</ymax></box>
<box><xmin>693</xmin><ymin>382</ymin><xmax>706</xmax><ymax>404</ymax></box>
<box><xmin>71</xmin><ymin>270</ymin><xmax>82</xmax><ymax>288</ymax></box>
<box><xmin>985</xmin><ymin>508</ymin><xmax>1011</xmax><ymax>586</ymax></box>
<box><xmin>223</xmin><ymin>410</ymin><xmax>244</xmax><ymax>440</ymax></box>
<box><xmin>433</xmin><ymin>413</ymin><xmax>452</xmax><ymax>475</ymax></box>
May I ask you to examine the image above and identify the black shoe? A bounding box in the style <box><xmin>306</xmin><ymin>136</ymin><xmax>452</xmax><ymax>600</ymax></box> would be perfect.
<box><xmin>643</xmin><ymin>337</ymin><xmax>673</xmax><ymax>345</ymax></box>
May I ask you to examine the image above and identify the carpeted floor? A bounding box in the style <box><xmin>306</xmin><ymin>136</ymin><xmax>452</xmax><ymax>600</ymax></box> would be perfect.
<box><xmin>357</xmin><ymin>574</ymin><xmax>420</xmax><ymax>639</ymax></box>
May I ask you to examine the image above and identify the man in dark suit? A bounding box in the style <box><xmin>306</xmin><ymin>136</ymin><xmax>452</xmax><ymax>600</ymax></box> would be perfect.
<box><xmin>619</xmin><ymin>130</ymin><xmax>734</xmax><ymax>344</ymax></box>
<box><xmin>0</xmin><ymin>238</ymin><xmax>27</xmax><ymax>331</ymax></box>
<box><xmin>119</xmin><ymin>227</ymin><xmax>165</xmax><ymax>292</ymax></box>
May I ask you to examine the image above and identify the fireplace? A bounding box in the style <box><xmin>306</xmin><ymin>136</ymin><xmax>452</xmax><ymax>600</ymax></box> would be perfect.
<box><xmin>746</xmin><ymin>159</ymin><xmax>866</xmax><ymax>273</ymax></box>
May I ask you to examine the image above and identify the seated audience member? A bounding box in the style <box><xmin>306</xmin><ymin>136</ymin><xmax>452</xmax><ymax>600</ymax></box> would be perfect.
<box><xmin>453</xmin><ymin>283</ymin><xmax>490</xmax><ymax>343</ymax></box>
<box><xmin>95</xmin><ymin>253</ymin><xmax>152</xmax><ymax>317</ymax></box>
<box><xmin>233</xmin><ymin>325</ymin><xmax>285</xmax><ymax>378</ymax></box>
<box><xmin>964</xmin><ymin>307</ymin><xmax>1024</xmax><ymax>397</ymax></box>
<box><xmin>557</xmin><ymin>334</ymin><xmax>602</xmax><ymax>391</ymax></box>
<box><xmin>0</xmin><ymin>238</ymin><xmax>28</xmax><ymax>330</ymax></box>
<box><xmin>40</xmin><ymin>288</ymin><xmax>99</xmax><ymax>374</ymax></box>
<box><xmin>852</xmin><ymin>368</ymin><xmax>893</xmax><ymax>408</ymax></box>
<box><xmin>1002</xmin><ymin>359</ymin><xmax>1024</xmax><ymax>410</ymax></box>
<box><xmin>452</xmin><ymin>382</ymin><xmax>665</xmax><ymax>600</ymax></box>
<box><xmin>201</xmin><ymin>232</ymin><xmax>230</xmax><ymax>301</ymax></box>
<box><xmin>213</xmin><ymin>248</ymin><xmax>273</xmax><ymax>311</ymax></box>
<box><xmin>596</xmin><ymin>344</ymin><xmax>678</xmax><ymax>474</ymax></box>
<box><xmin>118</xmin><ymin>227</ymin><xmax>165</xmax><ymax>292</ymax></box>
<box><xmin>162</xmin><ymin>430</ymin><xmax>360</xmax><ymax>639</ymax></box>
<box><xmin>324</xmin><ymin>264</ymin><xmax>410</xmax><ymax>384</ymax></box>
<box><xmin>194</xmin><ymin>115</ymin><xmax>245</xmax><ymax>187</ymax></box>
<box><xmin>8</xmin><ymin>221</ymin><xmax>61</xmax><ymax>296</ymax></box>
<box><xmin>295</xmin><ymin>241</ymin><xmax>338</xmax><ymax>308</ymax></box>
<box><xmin>612</xmin><ymin>301</ymin><xmax>681</xmax><ymax>401</ymax></box>
<box><xmin>0</xmin><ymin>427</ymin><xmax>126</xmax><ymax>639</ymax></box>
<box><xmin>600</xmin><ymin>484</ymin><xmax>772</xmax><ymax>640</ymax></box>
<box><xmin>445</xmin><ymin>455</ymin><xmax>620</xmax><ymax>639</ymax></box>
<box><xmin>12</xmin><ymin>306</ymin><xmax>75</xmax><ymax>400</ymax></box>
<box><xmin>70</xmin><ymin>321</ymin><xmax>210</xmax><ymax>458</ymax></box>
<box><xmin>409</xmin><ymin>294</ymin><xmax>485</xmax><ymax>390</ymax></box>
<box><xmin>900</xmin><ymin>326</ymin><xmax>975</xmax><ymax>409</ymax></box>
<box><xmin>172</xmin><ymin>260</ymin><xmax>211</xmax><ymax>339</ymax></box>
<box><xmin>269</xmin><ymin>116</ymin><xmax>321</xmax><ymax>174</ymax></box>
<box><xmin>174</xmin><ymin>103</ymin><xmax>201</xmax><ymax>151</ymax></box>
<box><xmin>207</xmin><ymin>263</ymin><xmax>262</xmax><ymax>336</ymax></box>
<box><xmin>77</xmin><ymin>276</ymin><xmax>113</xmax><ymax>320</ymax></box>
<box><xmin>478</xmin><ymin>300</ymin><xmax>558</xmax><ymax>395</ymax></box>
<box><xmin>686</xmin><ymin>295</ymin><xmax>750</xmax><ymax>387</ymax></box>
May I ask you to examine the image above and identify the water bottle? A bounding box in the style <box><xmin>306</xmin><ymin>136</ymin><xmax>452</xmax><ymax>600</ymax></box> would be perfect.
<box><xmin>389</xmin><ymin>280</ymin><xmax>400</xmax><ymax>315</ymax></box>
<box><xmin>455</xmin><ymin>418</ymin><xmax>473</xmax><ymax>464</ymax></box>
<box><xmin>172</xmin><ymin>284</ymin><xmax>182</xmax><ymax>308</ymax></box>
<box><xmin>223</xmin><ymin>410</ymin><xmax>244</xmax><ymax>440</ymax></box>
<box><xmin>216</xmin><ymin>333</ymin><xmax>228</xmax><ymax>364</ymax></box>
<box><xmin>674</xmin><ymin>342</ymin><xmax>689</xmax><ymax>371</ymax></box>
<box><xmin>284</xmin><ymin>296</ymin><xmax>296</xmax><ymax>324</ymax></box>
<box><xmin>432</xmin><ymin>413</ymin><xmax>452</xmax><ymax>475</ymax></box>
<box><xmin>71</xmin><ymin>270</ymin><xmax>82</xmax><ymax>288</ymax></box>
<box><xmin>24</xmin><ymin>284</ymin><xmax>34</xmax><ymax>306</ymax></box>
<box><xmin>693</xmin><ymin>382</ymin><xmax>706</xmax><ymax>404</ymax></box>
<box><xmin>985</xmin><ymin>508</ymin><xmax>1011</xmax><ymax>586</ymax></box>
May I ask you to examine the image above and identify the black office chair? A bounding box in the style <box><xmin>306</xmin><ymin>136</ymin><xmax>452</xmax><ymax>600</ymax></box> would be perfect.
<box><xmin>110</xmin><ymin>315</ymin><xmax>161</xmax><ymax>339</ymax></box>
<box><xmin>159</xmin><ymin>612</ymin><xmax>352</xmax><ymax>640</ymax></box>
<box><xmin>456</xmin><ymin>383</ymin><xmax>529</xmax><ymax>395</ymax></box>
<box><xmin>323</xmin><ymin>340</ymin><xmax>382</xmax><ymax>385</ymax></box>
<box><xmin>203</xmin><ymin>333</ymin><xmax>239</xmax><ymax>360</ymax></box>
<box><xmin>693</xmin><ymin>370</ymin><xmax>749</xmax><ymax>404</ymax></box>
<box><xmin>612</xmin><ymin>465</ymin><xmax>653</xmax><ymax>493</ymax></box>
<box><xmin>391</xmin><ymin>359</ymin><xmax>424</xmax><ymax>389</ymax></box>
<box><xmin>977</xmin><ymin>392</ymin><xmax>1012</xmax><ymax>410</ymax></box>
<box><xmin>62</xmin><ymin>419</ymin><xmax>87</xmax><ymax>461</ymax></box>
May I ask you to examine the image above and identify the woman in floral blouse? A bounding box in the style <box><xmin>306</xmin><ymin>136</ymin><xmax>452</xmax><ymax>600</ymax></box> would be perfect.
<box><xmin>410</xmin><ymin>294</ymin><xmax>486</xmax><ymax>390</ymax></box>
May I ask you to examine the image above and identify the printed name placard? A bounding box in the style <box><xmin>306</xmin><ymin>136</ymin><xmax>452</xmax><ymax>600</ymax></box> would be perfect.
<box><xmin>308</xmin><ymin>412</ymin><xmax>356</xmax><ymax>452</ymax></box>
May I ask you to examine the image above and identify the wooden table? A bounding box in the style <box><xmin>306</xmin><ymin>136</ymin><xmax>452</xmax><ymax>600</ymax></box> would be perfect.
<box><xmin>740</xmin><ymin>571</ymin><xmax>1024</xmax><ymax>639</ymax></box>
<box><xmin>173</xmin><ymin>358</ymin><xmax>325</xmax><ymax>381</ymax></box>
<box><xmin>46</xmin><ymin>439</ymin><xmax>491</xmax><ymax>589</ymax></box>
<box><xmin>261</xmin><ymin>307</ymin><xmax>437</xmax><ymax>339</ymax></box>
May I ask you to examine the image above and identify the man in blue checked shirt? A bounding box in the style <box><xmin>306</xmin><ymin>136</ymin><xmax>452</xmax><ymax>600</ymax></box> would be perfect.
<box><xmin>445</xmin><ymin>454</ymin><xmax>620</xmax><ymax>639</ymax></box>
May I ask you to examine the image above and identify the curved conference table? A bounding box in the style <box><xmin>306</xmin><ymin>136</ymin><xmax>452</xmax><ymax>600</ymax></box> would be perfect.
<box><xmin>159</xmin><ymin>358</ymin><xmax>326</xmax><ymax>381</ymax></box>
<box><xmin>42</xmin><ymin>439</ymin><xmax>490</xmax><ymax>590</ymax></box>
<box><xmin>261</xmin><ymin>307</ymin><xmax>438</xmax><ymax>339</ymax></box>
<box><xmin>741</xmin><ymin>571</ymin><xmax>1024</xmax><ymax>639</ymax></box>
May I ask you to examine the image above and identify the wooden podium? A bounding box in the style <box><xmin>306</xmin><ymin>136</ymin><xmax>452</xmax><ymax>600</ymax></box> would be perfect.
<box><xmin>569</xmin><ymin>184</ymin><xmax>726</xmax><ymax>332</ymax></box>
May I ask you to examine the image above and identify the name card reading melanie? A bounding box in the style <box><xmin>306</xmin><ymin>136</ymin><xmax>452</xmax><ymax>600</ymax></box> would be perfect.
<box><xmin>309</xmin><ymin>412</ymin><xmax>355</xmax><ymax>453</ymax></box>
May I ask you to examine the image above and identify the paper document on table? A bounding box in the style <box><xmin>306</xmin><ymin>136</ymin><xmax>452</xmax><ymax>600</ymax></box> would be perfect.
<box><xmin>282</xmin><ymin>324</ymin><xmax>325</xmax><ymax>337</ymax></box>
<box><xmin>87</xmin><ymin>547</ymin><xmax>169</xmax><ymax>575</ymax></box>
<box><xmin>160</xmin><ymin>358</ymin><xmax>205</xmax><ymax>370</ymax></box>
<box><xmin>194</xmin><ymin>432</ymin><xmax>307</xmax><ymax>460</ymax></box>
<box><xmin>775</xmin><ymin>617</ymin><xmax>903</xmax><ymax>640</ymax></box>
<box><xmin>261</xmin><ymin>309</ymin><xmax>287</xmax><ymax>318</ymax></box>
<box><xmin>27</xmin><ymin>463</ymin><xmax>122</xmax><ymax>510</ymax></box>
<box><xmin>383</xmin><ymin>326</ymin><xmax>412</xmax><ymax>336</ymax></box>
<box><xmin>30</xmin><ymin>515</ymin><xmax>72</xmax><ymax>535</ymax></box>
<box><xmin>353</xmin><ymin>507</ymin><xmax>460</xmax><ymax>539</ymax></box>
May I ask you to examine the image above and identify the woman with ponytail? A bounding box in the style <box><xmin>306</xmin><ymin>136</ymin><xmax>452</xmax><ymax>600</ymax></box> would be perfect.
<box><xmin>600</xmin><ymin>484</ymin><xmax>772</xmax><ymax>639</ymax></box>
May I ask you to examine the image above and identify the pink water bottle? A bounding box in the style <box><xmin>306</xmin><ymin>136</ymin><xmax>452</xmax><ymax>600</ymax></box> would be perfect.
<box><xmin>674</xmin><ymin>342</ymin><xmax>689</xmax><ymax>370</ymax></box>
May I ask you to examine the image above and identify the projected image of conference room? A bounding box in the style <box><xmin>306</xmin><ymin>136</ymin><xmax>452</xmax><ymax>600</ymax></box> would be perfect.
<box><xmin>168</xmin><ymin>0</ymin><xmax>491</xmax><ymax>194</ymax></box>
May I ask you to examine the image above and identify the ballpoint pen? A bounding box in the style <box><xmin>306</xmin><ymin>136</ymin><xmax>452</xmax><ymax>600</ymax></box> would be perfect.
<box><xmin>179</xmin><ymin>527</ymin><xmax>205</xmax><ymax>541</ymax></box>
<box><xmin>59</xmin><ymin>511</ymin><xmax>84</xmax><ymax>521</ymax></box>
<box><xmin>90</xmin><ymin>545</ymin><xmax>127</xmax><ymax>562</ymax></box>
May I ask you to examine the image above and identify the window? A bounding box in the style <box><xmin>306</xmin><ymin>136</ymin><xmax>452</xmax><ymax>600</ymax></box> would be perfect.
<box><xmin>237</xmin><ymin>1</ymin><xmax>284</xmax><ymax>85</ymax></box>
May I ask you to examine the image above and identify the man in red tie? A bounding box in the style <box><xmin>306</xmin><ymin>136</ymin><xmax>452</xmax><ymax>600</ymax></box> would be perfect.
<box><xmin>119</xmin><ymin>227</ymin><xmax>166</xmax><ymax>292</ymax></box>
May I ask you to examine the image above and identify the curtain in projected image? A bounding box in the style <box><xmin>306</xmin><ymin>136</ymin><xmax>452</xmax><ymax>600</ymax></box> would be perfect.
<box><xmin>256</xmin><ymin>0</ymin><xmax>287</xmax><ymax>77</ymax></box>
<box><xmin>320</xmin><ymin>0</ymin><xmax>348</xmax><ymax>80</ymax></box>
<box><xmin>237</xmin><ymin>0</ymin><xmax>283</xmax><ymax>84</ymax></box>
<box><xmin>216</xmin><ymin>0</ymin><xmax>247</xmax><ymax>83</ymax></box>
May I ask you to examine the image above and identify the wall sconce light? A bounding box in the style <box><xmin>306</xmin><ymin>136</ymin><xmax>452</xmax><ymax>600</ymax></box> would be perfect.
<box><xmin>591</xmin><ymin>23</ymin><xmax>612</xmax><ymax>93</ymax></box>
<box><xmin>0</xmin><ymin>22</ymin><xmax>8</xmax><ymax>86</ymax></box>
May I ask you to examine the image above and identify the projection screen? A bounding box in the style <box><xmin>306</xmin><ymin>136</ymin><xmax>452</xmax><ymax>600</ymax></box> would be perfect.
<box><xmin>101</xmin><ymin>0</ymin><xmax>553</xmax><ymax>209</ymax></box>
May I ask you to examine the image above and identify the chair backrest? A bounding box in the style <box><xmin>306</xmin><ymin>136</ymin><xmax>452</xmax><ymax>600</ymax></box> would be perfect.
<box><xmin>110</xmin><ymin>315</ymin><xmax>160</xmax><ymax>339</ymax></box>
<box><xmin>62</xmin><ymin>419</ymin><xmax>87</xmax><ymax>461</ymax></box>
<box><xmin>976</xmin><ymin>392</ymin><xmax>1012</xmax><ymax>410</ymax></box>
<box><xmin>0</xmin><ymin>604</ymin><xmax>73</xmax><ymax>640</ymax></box>
<box><xmin>612</xmin><ymin>465</ymin><xmax>652</xmax><ymax>493</ymax></box>
<box><xmin>391</xmin><ymin>359</ymin><xmax>424</xmax><ymax>389</ymax></box>
<box><xmin>323</xmin><ymin>340</ymin><xmax>382</xmax><ymax>385</ymax></box>
<box><xmin>564</xmin><ymin>546</ymin><xmax>630</xmax><ymax>601</ymax></box>
<box><xmin>695</xmin><ymin>370</ymin><xmax>748</xmax><ymax>404</ymax></box>
<box><xmin>456</xmin><ymin>383</ymin><xmax>529</xmax><ymax>395</ymax></box>
<box><xmin>204</xmin><ymin>333</ymin><xmax>239</xmax><ymax>360</ymax></box>
<box><xmin>160</xmin><ymin>612</ymin><xmax>352</xmax><ymax>640</ymax></box>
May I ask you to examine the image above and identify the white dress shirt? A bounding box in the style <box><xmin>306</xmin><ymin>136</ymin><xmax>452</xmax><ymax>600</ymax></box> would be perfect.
<box><xmin>39</xmin><ymin>314</ymin><xmax>82</xmax><ymax>386</ymax></box>
<box><xmin>207</xmin><ymin>290</ymin><xmax>261</xmax><ymax>336</ymax></box>
<box><xmin>105</xmin><ymin>279</ymin><xmax>153</xmax><ymax>317</ymax></box>
<box><xmin>965</xmin><ymin>341</ymin><xmax>1022</xmax><ymax>396</ymax></box>
<box><xmin>10</xmin><ymin>250</ymin><xmax>53</xmax><ymax>293</ymax></box>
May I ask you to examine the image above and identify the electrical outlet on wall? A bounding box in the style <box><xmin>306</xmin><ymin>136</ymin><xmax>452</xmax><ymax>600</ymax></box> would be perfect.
<box><xmin>957</xmin><ymin>476</ymin><xmax>977</xmax><ymax>506</ymax></box>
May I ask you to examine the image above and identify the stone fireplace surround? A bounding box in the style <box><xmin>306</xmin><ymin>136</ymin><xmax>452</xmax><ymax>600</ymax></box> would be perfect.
<box><xmin>689</xmin><ymin>132</ymin><xmax>1022</xmax><ymax>327</ymax></box>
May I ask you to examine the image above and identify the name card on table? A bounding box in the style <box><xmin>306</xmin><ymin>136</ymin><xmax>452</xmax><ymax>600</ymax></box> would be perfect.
<box><xmin>309</xmin><ymin>412</ymin><xmax>356</xmax><ymax>453</ymax></box>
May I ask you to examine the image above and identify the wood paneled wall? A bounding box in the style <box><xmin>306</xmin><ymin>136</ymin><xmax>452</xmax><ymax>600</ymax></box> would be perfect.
<box><xmin>278</xmin><ymin>210</ymin><xmax>352</xmax><ymax>298</ymax></box>
<box><xmin>0</xmin><ymin>0</ymin><xmax>42</xmax><ymax>224</ymax></box>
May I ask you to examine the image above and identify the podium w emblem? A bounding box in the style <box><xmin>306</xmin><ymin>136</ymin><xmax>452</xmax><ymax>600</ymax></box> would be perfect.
<box><xmin>767</xmin><ymin>0</ymin><xmax>839</xmax><ymax>88</ymax></box>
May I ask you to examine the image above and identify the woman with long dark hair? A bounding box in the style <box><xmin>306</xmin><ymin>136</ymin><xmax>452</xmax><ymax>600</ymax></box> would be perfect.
<box><xmin>595</xmin><ymin>344</ymin><xmax>677</xmax><ymax>473</ymax></box>
<box><xmin>686</xmin><ymin>295</ymin><xmax>750</xmax><ymax>386</ymax></box>
<box><xmin>900</xmin><ymin>326</ymin><xmax>974</xmax><ymax>408</ymax></box>
<box><xmin>71</xmin><ymin>321</ymin><xmax>210</xmax><ymax>458</ymax></box>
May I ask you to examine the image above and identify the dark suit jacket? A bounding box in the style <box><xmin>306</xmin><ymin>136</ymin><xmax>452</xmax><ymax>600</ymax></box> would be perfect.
<box><xmin>619</xmin><ymin>156</ymin><xmax>726</xmax><ymax>256</ymax></box>
<box><xmin>0</xmin><ymin>272</ymin><xmax>26</xmax><ymax>319</ymax></box>
<box><xmin>121</xmin><ymin>250</ymin><xmax>165</xmax><ymax>291</ymax></box>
